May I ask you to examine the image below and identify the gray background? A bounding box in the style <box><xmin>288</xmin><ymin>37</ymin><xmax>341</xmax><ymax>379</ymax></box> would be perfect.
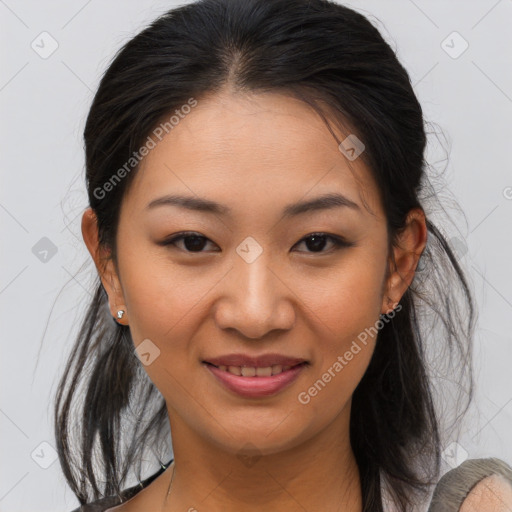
<box><xmin>1</xmin><ymin>0</ymin><xmax>511</xmax><ymax>510</ymax></box>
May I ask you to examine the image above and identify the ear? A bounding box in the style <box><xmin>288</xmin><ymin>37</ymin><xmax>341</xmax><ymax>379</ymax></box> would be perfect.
<box><xmin>381</xmin><ymin>207</ymin><xmax>427</xmax><ymax>315</ymax></box>
<box><xmin>81</xmin><ymin>207</ymin><xmax>128</xmax><ymax>325</ymax></box>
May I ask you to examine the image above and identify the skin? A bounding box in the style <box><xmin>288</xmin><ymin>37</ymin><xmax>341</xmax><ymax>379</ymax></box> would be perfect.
<box><xmin>82</xmin><ymin>87</ymin><xmax>427</xmax><ymax>511</ymax></box>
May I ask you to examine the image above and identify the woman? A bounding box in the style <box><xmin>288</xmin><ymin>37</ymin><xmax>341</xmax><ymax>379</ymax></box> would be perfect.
<box><xmin>54</xmin><ymin>0</ymin><xmax>509</xmax><ymax>510</ymax></box>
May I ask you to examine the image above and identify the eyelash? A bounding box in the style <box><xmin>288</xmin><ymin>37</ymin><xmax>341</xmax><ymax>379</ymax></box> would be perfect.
<box><xmin>159</xmin><ymin>231</ymin><xmax>354</xmax><ymax>254</ymax></box>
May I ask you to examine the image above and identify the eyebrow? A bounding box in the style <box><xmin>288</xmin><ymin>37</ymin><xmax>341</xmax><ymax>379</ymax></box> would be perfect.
<box><xmin>145</xmin><ymin>192</ymin><xmax>361</xmax><ymax>218</ymax></box>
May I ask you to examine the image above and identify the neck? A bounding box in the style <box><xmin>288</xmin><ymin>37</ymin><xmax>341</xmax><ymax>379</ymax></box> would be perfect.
<box><xmin>163</xmin><ymin>406</ymin><xmax>363</xmax><ymax>512</ymax></box>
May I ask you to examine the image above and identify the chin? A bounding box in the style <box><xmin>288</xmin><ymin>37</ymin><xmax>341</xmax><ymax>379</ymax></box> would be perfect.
<box><xmin>199</xmin><ymin>414</ymin><xmax>315</xmax><ymax>458</ymax></box>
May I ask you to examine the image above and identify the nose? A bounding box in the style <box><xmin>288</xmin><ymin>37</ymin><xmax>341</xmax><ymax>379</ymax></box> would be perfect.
<box><xmin>213</xmin><ymin>250</ymin><xmax>296</xmax><ymax>340</ymax></box>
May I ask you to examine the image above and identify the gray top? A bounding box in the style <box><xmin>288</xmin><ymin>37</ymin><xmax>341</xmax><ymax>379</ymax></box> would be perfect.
<box><xmin>428</xmin><ymin>457</ymin><xmax>512</xmax><ymax>511</ymax></box>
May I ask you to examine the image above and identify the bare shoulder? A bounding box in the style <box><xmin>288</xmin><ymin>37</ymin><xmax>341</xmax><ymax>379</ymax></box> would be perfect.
<box><xmin>459</xmin><ymin>474</ymin><xmax>512</xmax><ymax>512</ymax></box>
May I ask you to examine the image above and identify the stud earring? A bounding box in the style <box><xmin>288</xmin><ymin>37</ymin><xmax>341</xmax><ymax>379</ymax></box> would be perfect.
<box><xmin>117</xmin><ymin>310</ymin><xmax>125</xmax><ymax>319</ymax></box>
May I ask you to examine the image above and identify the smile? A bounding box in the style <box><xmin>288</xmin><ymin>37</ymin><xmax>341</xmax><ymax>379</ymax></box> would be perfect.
<box><xmin>203</xmin><ymin>361</ymin><xmax>308</xmax><ymax>398</ymax></box>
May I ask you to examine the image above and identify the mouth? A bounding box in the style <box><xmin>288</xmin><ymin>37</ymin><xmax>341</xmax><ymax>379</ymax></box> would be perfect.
<box><xmin>202</xmin><ymin>354</ymin><xmax>309</xmax><ymax>398</ymax></box>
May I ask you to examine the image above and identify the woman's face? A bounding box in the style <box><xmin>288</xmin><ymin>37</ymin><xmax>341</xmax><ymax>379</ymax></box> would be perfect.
<box><xmin>85</xmin><ymin>89</ymin><xmax>417</xmax><ymax>458</ymax></box>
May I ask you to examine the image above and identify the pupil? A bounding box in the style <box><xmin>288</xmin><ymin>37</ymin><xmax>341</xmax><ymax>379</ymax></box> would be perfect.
<box><xmin>306</xmin><ymin>234</ymin><xmax>326</xmax><ymax>252</ymax></box>
<box><xmin>184</xmin><ymin>235</ymin><xmax>206</xmax><ymax>252</ymax></box>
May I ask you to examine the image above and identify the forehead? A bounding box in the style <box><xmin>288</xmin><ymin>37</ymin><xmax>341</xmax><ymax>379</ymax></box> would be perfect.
<box><xmin>123</xmin><ymin>89</ymin><xmax>383</xmax><ymax>220</ymax></box>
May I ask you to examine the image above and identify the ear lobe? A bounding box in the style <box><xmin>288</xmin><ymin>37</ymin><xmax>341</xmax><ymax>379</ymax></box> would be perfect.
<box><xmin>381</xmin><ymin>208</ymin><xmax>427</xmax><ymax>314</ymax></box>
<box><xmin>81</xmin><ymin>208</ymin><xmax>126</xmax><ymax>318</ymax></box>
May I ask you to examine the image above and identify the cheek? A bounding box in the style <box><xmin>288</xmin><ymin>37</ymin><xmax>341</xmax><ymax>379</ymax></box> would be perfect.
<box><xmin>293</xmin><ymin>252</ymin><xmax>386</xmax><ymax>403</ymax></box>
<box><xmin>116</xmin><ymin>242</ymin><xmax>211</xmax><ymax>348</ymax></box>
<box><xmin>118</xmin><ymin>254</ymin><xmax>213</xmax><ymax>396</ymax></box>
<box><xmin>300</xmin><ymin>250</ymin><xmax>386</xmax><ymax>344</ymax></box>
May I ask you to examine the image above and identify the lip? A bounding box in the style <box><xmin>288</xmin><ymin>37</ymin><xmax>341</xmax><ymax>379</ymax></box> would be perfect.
<box><xmin>203</xmin><ymin>361</ymin><xmax>308</xmax><ymax>398</ymax></box>
<box><xmin>203</xmin><ymin>353</ymin><xmax>307</xmax><ymax>368</ymax></box>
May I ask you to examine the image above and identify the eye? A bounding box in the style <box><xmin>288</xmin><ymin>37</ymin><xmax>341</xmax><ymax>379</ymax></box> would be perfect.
<box><xmin>159</xmin><ymin>232</ymin><xmax>219</xmax><ymax>253</ymax></box>
<box><xmin>292</xmin><ymin>232</ymin><xmax>354</xmax><ymax>254</ymax></box>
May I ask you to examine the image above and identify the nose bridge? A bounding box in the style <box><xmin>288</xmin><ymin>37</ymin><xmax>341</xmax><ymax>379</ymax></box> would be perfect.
<box><xmin>241</xmin><ymin>252</ymin><xmax>277</xmax><ymax>311</ymax></box>
<box><xmin>214</xmin><ymin>238</ymin><xmax>294</xmax><ymax>338</ymax></box>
